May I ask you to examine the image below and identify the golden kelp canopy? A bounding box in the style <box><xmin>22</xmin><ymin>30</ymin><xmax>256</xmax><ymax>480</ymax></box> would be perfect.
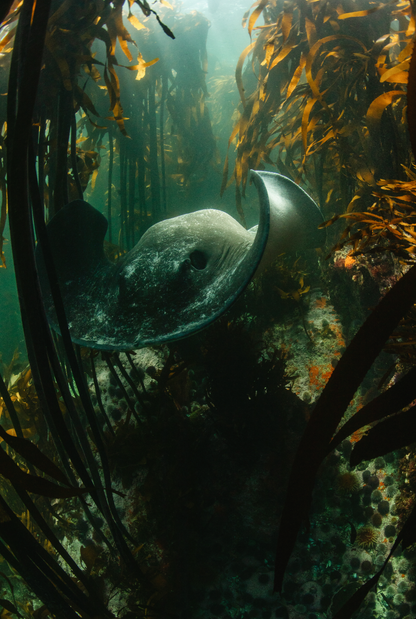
<box><xmin>223</xmin><ymin>0</ymin><xmax>412</xmax><ymax>224</ymax></box>
<box><xmin>0</xmin><ymin>0</ymin><xmax>215</xmax><ymax>261</ymax></box>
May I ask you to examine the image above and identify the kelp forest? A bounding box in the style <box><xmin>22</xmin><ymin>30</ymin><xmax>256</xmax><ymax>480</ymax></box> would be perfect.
<box><xmin>1</xmin><ymin>0</ymin><xmax>416</xmax><ymax>618</ymax></box>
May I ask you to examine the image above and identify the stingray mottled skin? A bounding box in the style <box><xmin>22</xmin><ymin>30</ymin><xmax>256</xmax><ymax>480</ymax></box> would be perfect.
<box><xmin>36</xmin><ymin>171</ymin><xmax>325</xmax><ymax>350</ymax></box>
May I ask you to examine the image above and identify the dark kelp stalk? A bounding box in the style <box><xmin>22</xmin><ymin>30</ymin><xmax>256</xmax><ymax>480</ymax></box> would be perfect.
<box><xmin>1</xmin><ymin>0</ymin><xmax>178</xmax><ymax>615</ymax></box>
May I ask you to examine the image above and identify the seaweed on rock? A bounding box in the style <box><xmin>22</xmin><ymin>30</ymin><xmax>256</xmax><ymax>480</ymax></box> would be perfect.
<box><xmin>274</xmin><ymin>262</ymin><xmax>416</xmax><ymax>591</ymax></box>
<box><xmin>103</xmin><ymin>319</ymin><xmax>309</xmax><ymax>616</ymax></box>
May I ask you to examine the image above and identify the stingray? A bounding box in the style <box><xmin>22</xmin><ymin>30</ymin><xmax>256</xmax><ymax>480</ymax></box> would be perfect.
<box><xmin>36</xmin><ymin>171</ymin><xmax>325</xmax><ymax>351</ymax></box>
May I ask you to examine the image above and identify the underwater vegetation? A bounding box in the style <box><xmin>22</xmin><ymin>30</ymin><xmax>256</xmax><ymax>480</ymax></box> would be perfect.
<box><xmin>216</xmin><ymin>0</ymin><xmax>416</xmax><ymax>617</ymax></box>
<box><xmin>0</xmin><ymin>0</ymin><xmax>191</xmax><ymax>615</ymax></box>
<box><xmin>100</xmin><ymin>317</ymin><xmax>309</xmax><ymax>616</ymax></box>
<box><xmin>0</xmin><ymin>3</ymin><xmax>299</xmax><ymax>615</ymax></box>
<box><xmin>0</xmin><ymin>0</ymin><xmax>214</xmax><ymax>253</ymax></box>
<box><xmin>99</xmin><ymin>6</ymin><xmax>216</xmax><ymax>247</ymax></box>
<box><xmin>2</xmin><ymin>0</ymin><xmax>416</xmax><ymax>617</ymax></box>
<box><xmin>222</xmin><ymin>0</ymin><xmax>412</xmax><ymax>235</ymax></box>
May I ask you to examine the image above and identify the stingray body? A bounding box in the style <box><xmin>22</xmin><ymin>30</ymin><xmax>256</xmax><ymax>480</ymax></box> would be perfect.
<box><xmin>36</xmin><ymin>171</ymin><xmax>325</xmax><ymax>350</ymax></box>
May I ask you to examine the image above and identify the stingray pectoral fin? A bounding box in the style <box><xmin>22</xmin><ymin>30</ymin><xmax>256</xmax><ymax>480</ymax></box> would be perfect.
<box><xmin>35</xmin><ymin>200</ymin><xmax>111</xmax><ymax>344</ymax></box>
<box><xmin>39</xmin><ymin>200</ymin><xmax>109</xmax><ymax>284</ymax></box>
<box><xmin>250</xmin><ymin>170</ymin><xmax>326</xmax><ymax>270</ymax></box>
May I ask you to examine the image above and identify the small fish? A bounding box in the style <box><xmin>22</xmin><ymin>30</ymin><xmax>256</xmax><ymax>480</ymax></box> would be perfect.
<box><xmin>380</xmin><ymin>592</ymin><xmax>395</xmax><ymax>610</ymax></box>
<box><xmin>348</xmin><ymin>521</ymin><xmax>357</xmax><ymax>544</ymax></box>
<box><xmin>208</xmin><ymin>0</ymin><xmax>220</xmax><ymax>12</ymax></box>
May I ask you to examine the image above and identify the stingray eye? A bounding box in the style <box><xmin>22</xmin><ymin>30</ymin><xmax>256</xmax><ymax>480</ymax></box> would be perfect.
<box><xmin>189</xmin><ymin>250</ymin><xmax>207</xmax><ymax>270</ymax></box>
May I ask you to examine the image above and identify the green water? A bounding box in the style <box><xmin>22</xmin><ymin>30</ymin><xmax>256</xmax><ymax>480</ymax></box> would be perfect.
<box><xmin>0</xmin><ymin>222</ymin><xmax>26</xmax><ymax>367</ymax></box>
<box><xmin>0</xmin><ymin>1</ymin><xmax>414</xmax><ymax>618</ymax></box>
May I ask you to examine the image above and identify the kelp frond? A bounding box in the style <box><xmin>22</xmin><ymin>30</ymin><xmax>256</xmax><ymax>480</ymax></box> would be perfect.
<box><xmin>320</xmin><ymin>166</ymin><xmax>416</xmax><ymax>261</ymax></box>
<box><xmin>224</xmin><ymin>0</ymin><xmax>413</xmax><ymax>222</ymax></box>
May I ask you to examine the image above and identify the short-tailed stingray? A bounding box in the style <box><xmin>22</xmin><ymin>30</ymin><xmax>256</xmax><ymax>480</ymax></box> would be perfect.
<box><xmin>36</xmin><ymin>171</ymin><xmax>325</xmax><ymax>350</ymax></box>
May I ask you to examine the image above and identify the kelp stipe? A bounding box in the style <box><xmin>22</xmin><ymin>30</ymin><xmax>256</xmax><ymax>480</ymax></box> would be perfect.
<box><xmin>1</xmin><ymin>0</ymin><xmax>166</xmax><ymax>614</ymax></box>
<box><xmin>4</xmin><ymin>0</ymin><xmax>121</xmax><ymax>615</ymax></box>
<box><xmin>1</xmin><ymin>0</ymin><xmax>220</xmax><ymax>614</ymax></box>
<box><xmin>106</xmin><ymin>10</ymin><xmax>214</xmax><ymax>250</ymax></box>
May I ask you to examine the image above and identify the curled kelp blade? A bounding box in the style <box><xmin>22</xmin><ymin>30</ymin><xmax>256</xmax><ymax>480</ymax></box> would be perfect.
<box><xmin>37</xmin><ymin>170</ymin><xmax>270</xmax><ymax>350</ymax></box>
<box><xmin>325</xmin><ymin>365</ymin><xmax>416</xmax><ymax>455</ymax></box>
<box><xmin>350</xmin><ymin>404</ymin><xmax>416</xmax><ymax>467</ymax></box>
